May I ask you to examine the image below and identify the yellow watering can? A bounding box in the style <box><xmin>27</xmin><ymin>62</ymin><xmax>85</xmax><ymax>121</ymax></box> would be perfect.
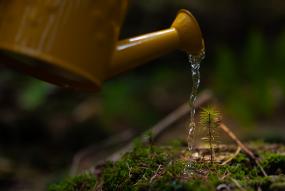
<box><xmin>0</xmin><ymin>0</ymin><xmax>204</xmax><ymax>91</ymax></box>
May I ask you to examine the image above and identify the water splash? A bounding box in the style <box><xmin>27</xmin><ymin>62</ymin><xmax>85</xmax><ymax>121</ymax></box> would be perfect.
<box><xmin>187</xmin><ymin>50</ymin><xmax>205</xmax><ymax>151</ymax></box>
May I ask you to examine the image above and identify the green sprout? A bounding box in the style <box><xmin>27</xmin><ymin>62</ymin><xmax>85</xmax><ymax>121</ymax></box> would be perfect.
<box><xmin>199</xmin><ymin>106</ymin><xmax>221</xmax><ymax>164</ymax></box>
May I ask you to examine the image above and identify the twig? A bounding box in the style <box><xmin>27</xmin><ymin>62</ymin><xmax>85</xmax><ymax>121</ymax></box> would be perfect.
<box><xmin>221</xmin><ymin>146</ymin><xmax>241</xmax><ymax>165</ymax></box>
<box><xmin>149</xmin><ymin>165</ymin><xmax>162</xmax><ymax>183</ymax></box>
<box><xmin>70</xmin><ymin>130</ymin><xmax>134</xmax><ymax>175</ymax></box>
<box><xmin>219</xmin><ymin>123</ymin><xmax>255</xmax><ymax>159</ymax></box>
<box><xmin>231</xmin><ymin>178</ymin><xmax>246</xmax><ymax>191</ymax></box>
<box><xmin>218</xmin><ymin>122</ymin><xmax>267</xmax><ymax>177</ymax></box>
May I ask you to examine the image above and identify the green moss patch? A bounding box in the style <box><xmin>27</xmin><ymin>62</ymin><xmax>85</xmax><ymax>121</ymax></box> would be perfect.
<box><xmin>49</xmin><ymin>142</ymin><xmax>285</xmax><ymax>191</ymax></box>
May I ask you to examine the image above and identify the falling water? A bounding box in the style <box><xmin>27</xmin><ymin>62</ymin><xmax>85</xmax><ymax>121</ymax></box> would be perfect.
<box><xmin>187</xmin><ymin>50</ymin><xmax>205</xmax><ymax>151</ymax></box>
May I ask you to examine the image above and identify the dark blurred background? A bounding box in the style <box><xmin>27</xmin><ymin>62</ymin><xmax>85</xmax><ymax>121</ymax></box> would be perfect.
<box><xmin>0</xmin><ymin>0</ymin><xmax>284</xmax><ymax>190</ymax></box>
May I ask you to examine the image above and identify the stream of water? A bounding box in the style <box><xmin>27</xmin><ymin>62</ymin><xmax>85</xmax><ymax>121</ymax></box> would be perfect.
<box><xmin>187</xmin><ymin>51</ymin><xmax>205</xmax><ymax>151</ymax></box>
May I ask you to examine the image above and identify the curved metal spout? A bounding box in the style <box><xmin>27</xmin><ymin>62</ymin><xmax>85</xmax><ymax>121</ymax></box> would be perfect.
<box><xmin>108</xmin><ymin>9</ymin><xmax>204</xmax><ymax>78</ymax></box>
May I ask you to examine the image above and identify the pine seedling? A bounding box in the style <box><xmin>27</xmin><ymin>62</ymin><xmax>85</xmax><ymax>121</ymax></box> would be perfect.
<box><xmin>199</xmin><ymin>106</ymin><xmax>221</xmax><ymax>164</ymax></box>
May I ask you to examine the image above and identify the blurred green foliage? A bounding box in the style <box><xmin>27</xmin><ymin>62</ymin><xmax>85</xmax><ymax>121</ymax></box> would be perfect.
<box><xmin>212</xmin><ymin>29</ymin><xmax>285</xmax><ymax>125</ymax></box>
<box><xmin>98</xmin><ymin>63</ymin><xmax>188</xmax><ymax>131</ymax></box>
<box><xmin>99</xmin><ymin>76</ymin><xmax>155</xmax><ymax>129</ymax></box>
<box><xmin>18</xmin><ymin>80</ymin><xmax>53</xmax><ymax>110</ymax></box>
<box><xmin>275</xmin><ymin>30</ymin><xmax>285</xmax><ymax>88</ymax></box>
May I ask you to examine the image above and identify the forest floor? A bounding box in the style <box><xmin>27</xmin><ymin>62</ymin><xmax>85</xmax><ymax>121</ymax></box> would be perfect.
<box><xmin>49</xmin><ymin>140</ymin><xmax>285</xmax><ymax>191</ymax></box>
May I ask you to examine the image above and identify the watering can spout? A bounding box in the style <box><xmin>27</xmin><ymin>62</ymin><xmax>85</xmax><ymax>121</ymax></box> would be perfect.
<box><xmin>109</xmin><ymin>9</ymin><xmax>204</xmax><ymax>78</ymax></box>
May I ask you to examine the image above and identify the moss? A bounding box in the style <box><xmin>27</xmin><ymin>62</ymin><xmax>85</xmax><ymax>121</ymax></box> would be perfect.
<box><xmin>101</xmin><ymin>141</ymin><xmax>184</xmax><ymax>190</ymax></box>
<box><xmin>261</xmin><ymin>153</ymin><xmax>285</xmax><ymax>175</ymax></box>
<box><xmin>243</xmin><ymin>176</ymin><xmax>272</xmax><ymax>190</ymax></box>
<box><xmin>49</xmin><ymin>142</ymin><xmax>285</xmax><ymax>191</ymax></box>
<box><xmin>101</xmin><ymin>142</ymin><xmax>234</xmax><ymax>191</ymax></box>
<box><xmin>225</xmin><ymin>153</ymin><xmax>252</xmax><ymax>179</ymax></box>
<box><xmin>48</xmin><ymin>173</ymin><xmax>96</xmax><ymax>191</ymax></box>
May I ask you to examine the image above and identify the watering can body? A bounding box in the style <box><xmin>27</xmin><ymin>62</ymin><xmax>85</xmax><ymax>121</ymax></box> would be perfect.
<box><xmin>0</xmin><ymin>0</ymin><xmax>204</xmax><ymax>91</ymax></box>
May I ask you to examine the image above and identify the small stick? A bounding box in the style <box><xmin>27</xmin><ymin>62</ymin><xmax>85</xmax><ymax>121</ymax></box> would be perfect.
<box><xmin>231</xmin><ymin>178</ymin><xmax>246</xmax><ymax>191</ymax></box>
<box><xmin>149</xmin><ymin>165</ymin><xmax>162</xmax><ymax>183</ymax></box>
<box><xmin>221</xmin><ymin>146</ymin><xmax>241</xmax><ymax>165</ymax></box>
<box><xmin>218</xmin><ymin>122</ymin><xmax>267</xmax><ymax>177</ymax></box>
<box><xmin>70</xmin><ymin>130</ymin><xmax>134</xmax><ymax>175</ymax></box>
<box><xmin>219</xmin><ymin>123</ymin><xmax>255</xmax><ymax>159</ymax></box>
